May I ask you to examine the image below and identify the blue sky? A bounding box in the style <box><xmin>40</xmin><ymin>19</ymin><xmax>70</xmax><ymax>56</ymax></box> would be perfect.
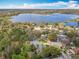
<box><xmin>0</xmin><ymin>0</ymin><xmax>79</xmax><ymax>9</ymax></box>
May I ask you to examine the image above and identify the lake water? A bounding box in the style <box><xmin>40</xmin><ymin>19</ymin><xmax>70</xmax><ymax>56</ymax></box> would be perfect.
<box><xmin>65</xmin><ymin>22</ymin><xmax>79</xmax><ymax>26</ymax></box>
<box><xmin>11</xmin><ymin>13</ymin><xmax>79</xmax><ymax>26</ymax></box>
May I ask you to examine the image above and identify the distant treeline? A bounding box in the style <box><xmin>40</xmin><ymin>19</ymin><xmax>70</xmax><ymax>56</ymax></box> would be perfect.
<box><xmin>0</xmin><ymin>9</ymin><xmax>79</xmax><ymax>16</ymax></box>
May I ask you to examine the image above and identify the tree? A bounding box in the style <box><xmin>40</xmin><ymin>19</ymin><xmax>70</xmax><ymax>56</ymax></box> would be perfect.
<box><xmin>40</xmin><ymin>46</ymin><xmax>61</xmax><ymax>59</ymax></box>
<box><xmin>11</xmin><ymin>43</ymin><xmax>32</xmax><ymax>59</ymax></box>
<box><xmin>73</xmin><ymin>37</ymin><xmax>79</xmax><ymax>47</ymax></box>
<box><xmin>65</xmin><ymin>30</ymin><xmax>77</xmax><ymax>42</ymax></box>
<box><xmin>48</xmin><ymin>32</ymin><xmax>57</xmax><ymax>41</ymax></box>
<box><xmin>12</xmin><ymin>54</ymin><xmax>26</xmax><ymax>59</ymax></box>
<box><xmin>32</xmin><ymin>53</ymin><xmax>43</xmax><ymax>59</ymax></box>
<box><xmin>65</xmin><ymin>30</ymin><xmax>77</xmax><ymax>38</ymax></box>
<box><xmin>10</xmin><ymin>28</ymin><xmax>28</xmax><ymax>41</ymax></box>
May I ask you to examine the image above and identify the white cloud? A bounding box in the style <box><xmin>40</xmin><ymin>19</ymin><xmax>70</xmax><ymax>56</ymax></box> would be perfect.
<box><xmin>66</xmin><ymin>1</ymin><xmax>79</xmax><ymax>9</ymax></box>
<box><xmin>0</xmin><ymin>1</ymin><xmax>79</xmax><ymax>9</ymax></box>
<box><xmin>23</xmin><ymin>1</ymin><xmax>67</xmax><ymax>7</ymax></box>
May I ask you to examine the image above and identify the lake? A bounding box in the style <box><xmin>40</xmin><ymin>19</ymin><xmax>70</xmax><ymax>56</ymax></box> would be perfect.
<box><xmin>11</xmin><ymin>13</ymin><xmax>79</xmax><ymax>26</ymax></box>
<box><xmin>64</xmin><ymin>22</ymin><xmax>79</xmax><ymax>26</ymax></box>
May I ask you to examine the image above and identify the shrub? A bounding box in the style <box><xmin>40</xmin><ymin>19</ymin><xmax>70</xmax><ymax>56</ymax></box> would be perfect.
<box><xmin>12</xmin><ymin>54</ymin><xmax>26</xmax><ymax>59</ymax></box>
<box><xmin>40</xmin><ymin>46</ymin><xmax>62</xmax><ymax>58</ymax></box>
